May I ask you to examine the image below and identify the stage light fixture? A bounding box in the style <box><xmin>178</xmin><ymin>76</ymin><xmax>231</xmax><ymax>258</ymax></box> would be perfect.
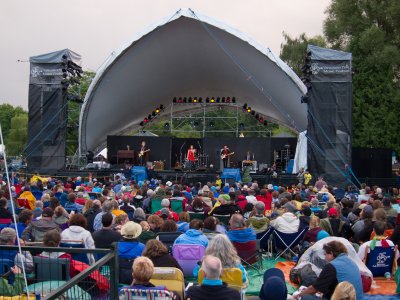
<box><xmin>226</xmin><ymin>97</ymin><xmax>231</xmax><ymax>103</ymax></box>
<box><xmin>259</xmin><ymin>117</ymin><xmax>264</xmax><ymax>123</ymax></box>
<box><xmin>263</xmin><ymin>120</ymin><xmax>268</xmax><ymax>126</ymax></box>
<box><xmin>160</xmin><ymin>104</ymin><xmax>164</xmax><ymax>110</ymax></box>
<box><xmin>193</xmin><ymin>120</ymin><xmax>199</xmax><ymax>127</ymax></box>
<box><xmin>247</xmin><ymin>107</ymin><xmax>251</xmax><ymax>113</ymax></box>
<box><xmin>173</xmin><ymin>97</ymin><xmax>177</xmax><ymax>103</ymax></box>
<box><xmin>164</xmin><ymin>122</ymin><xmax>170</xmax><ymax>129</ymax></box>
<box><xmin>140</xmin><ymin>121</ymin><xmax>144</xmax><ymax>126</ymax></box>
<box><xmin>155</xmin><ymin>107</ymin><xmax>160</xmax><ymax>114</ymax></box>
<box><xmin>243</xmin><ymin>103</ymin><xmax>248</xmax><ymax>110</ymax></box>
<box><xmin>210</xmin><ymin>97</ymin><xmax>215</xmax><ymax>103</ymax></box>
<box><xmin>178</xmin><ymin>97</ymin><xmax>183</xmax><ymax>103</ymax></box>
<box><xmin>148</xmin><ymin>114</ymin><xmax>152</xmax><ymax>120</ymax></box>
<box><xmin>301</xmin><ymin>95</ymin><xmax>309</xmax><ymax>104</ymax></box>
<box><xmin>183</xmin><ymin>97</ymin><xmax>187</xmax><ymax>103</ymax></box>
<box><xmin>62</xmin><ymin>54</ymin><xmax>68</xmax><ymax>59</ymax></box>
<box><xmin>221</xmin><ymin>97</ymin><xmax>226</xmax><ymax>103</ymax></box>
<box><xmin>209</xmin><ymin>121</ymin><xmax>215</xmax><ymax>127</ymax></box>
<box><xmin>255</xmin><ymin>113</ymin><xmax>259</xmax><ymax>119</ymax></box>
<box><xmin>198</xmin><ymin>97</ymin><xmax>203</xmax><ymax>103</ymax></box>
<box><xmin>216</xmin><ymin>97</ymin><xmax>220</xmax><ymax>103</ymax></box>
<box><xmin>232</xmin><ymin>97</ymin><xmax>236</xmax><ymax>103</ymax></box>
<box><xmin>206</xmin><ymin>97</ymin><xmax>210</xmax><ymax>103</ymax></box>
<box><xmin>143</xmin><ymin>117</ymin><xmax>149</xmax><ymax>123</ymax></box>
<box><xmin>239</xmin><ymin>123</ymin><xmax>245</xmax><ymax>131</ymax></box>
<box><xmin>251</xmin><ymin>110</ymin><xmax>255</xmax><ymax>115</ymax></box>
<box><xmin>188</xmin><ymin>97</ymin><xmax>192</xmax><ymax>103</ymax></box>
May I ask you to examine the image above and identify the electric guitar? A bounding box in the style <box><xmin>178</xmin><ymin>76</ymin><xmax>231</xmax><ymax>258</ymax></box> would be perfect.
<box><xmin>221</xmin><ymin>152</ymin><xmax>234</xmax><ymax>159</ymax></box>
<box><xmin>138</xmin><ymin>149</ymin><xmax>150</xmax><ymax>157</ymax></box>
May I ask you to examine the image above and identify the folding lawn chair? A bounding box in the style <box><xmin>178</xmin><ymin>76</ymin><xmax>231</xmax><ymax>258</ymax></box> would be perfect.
<box><xmin>272</xmin><ymin>227</ymin><xmax>307</xmax><ymax>260</ymax></box>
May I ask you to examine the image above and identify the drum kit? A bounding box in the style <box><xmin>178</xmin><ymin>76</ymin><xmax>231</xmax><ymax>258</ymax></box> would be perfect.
<box><xmin>181</xmin><ymin>153</ymin><xmax>209</xmax><ymax>170</ymax></box>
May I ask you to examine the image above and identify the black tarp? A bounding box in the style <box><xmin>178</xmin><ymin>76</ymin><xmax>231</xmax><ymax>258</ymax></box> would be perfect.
<box><xmin>306</xmin><ymin>45</ymin><xmax>353</xmax><ymax>186</ymax></box>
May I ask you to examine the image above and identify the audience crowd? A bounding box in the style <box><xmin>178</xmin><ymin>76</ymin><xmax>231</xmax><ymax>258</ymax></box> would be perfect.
<box><xmin>0</xmin><ymin>171</ymin><xmax>399</xmax><ymax>299</ymax></box>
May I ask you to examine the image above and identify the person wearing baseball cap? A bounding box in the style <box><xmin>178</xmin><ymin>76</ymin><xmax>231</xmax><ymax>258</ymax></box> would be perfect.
<box><xmin>319</xmin><ymin>207</ymin><xmax>349</xmax><ymax>237</ymax></box>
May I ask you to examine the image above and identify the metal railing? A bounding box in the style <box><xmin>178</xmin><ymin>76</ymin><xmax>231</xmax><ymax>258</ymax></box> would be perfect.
<box><xmin>0</xmin><ymin>244</ymin><xmax>118</xmax><ymax>299</ymax></box>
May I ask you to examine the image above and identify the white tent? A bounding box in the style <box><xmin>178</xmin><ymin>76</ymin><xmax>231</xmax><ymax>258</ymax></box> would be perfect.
<box><xmin>79</xmin><ymin>8</ymin><xmax>307</xmax><ymax>153</ymax></box>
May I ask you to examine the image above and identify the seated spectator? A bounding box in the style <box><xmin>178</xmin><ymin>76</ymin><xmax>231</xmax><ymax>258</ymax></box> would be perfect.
<box><xmin>61</xmin><ymin>214</ymin><xmax>95</xmax><ymax>264</ymax></box>
<box><xmin>8</xmin><ymin>209</ymin><xmax>33</xmax><ymax>236</ymax></box>
<box><xmin>297</xmin><ymin>240</ymin><xmax>363</xmax><ymax>300</ymax></box>
<box><xmin>211</xmin><ymin>194</ymin><xmax>242</xmax><ymax>216</ymax></box>
<box><xmin>21</xmin><ymin>207</ymin><xmax>60</xmax><ymax>242</ymax></box>
<box><xmin>39</xmin><ymin>230</ymin><xmax>73</xmax><ymax>269</ymax></box>
<box><xmin>138</xmin><ymin>221</ymin><xmax>157</xmax><ymax>244</ymax></box>
<box><xmin>235</xmin><ymin>195</ymin><xmax>248</xmax><ymax>211</ymax></box>
<box><xmin>93</xmin><ymin>200</ymin><xmax>113</xmax><ymax>231</ymax></box>
<box><xmin>310</xmin><ymin>198</ymin><xmax>322</xmax><ymax>216</ymax></box>
<box><xmin>352</xmin><ymin>205</ymin><xmax>374</xmax><ymax>243</ymax></box>
<box><xmin>111</xmin><ymin>200</ymin><xmax>127</xmax><ymax>217</ymax></box>
<box><xmin>133</xmin><ymin>207</ymin><xmax>146</xmax><ymax>223</ymax></box>
<box><xmin>227</xmin><ymin>214</ymin><xmax>256</xmax><ymax>243</ymax></box>
<box><xmin>119</xmin><ymin>194</ymin><xmax>135</xmax><ymax>216</ymax></box>
<box><xmin>198</xmin><ymin>234</ymin><xmax>247</xmax><ymax>283</ymax></box>
<box><xmin>243</xmin><ymin>203</ymin><xmax>254</xmax><ymax>221</ymax></box>
<box><xmin>82</xmin><ymin>199</ymin><xmax>93</xmax><ymax>214</ymax></box>
<box><xmin>270</xmin><ymin>202</ymin><xmax>299</xmax><ymax>234</ymax></box>
<box><xmin>119</xmin><ymin>256</ymin><xmax>178</xmax><ymax>299</ymax></box>
<box><xmin>202</xmin><ymin>216</ymin><xmax>220</xmax><ymax>240</ymax></box>
<box><xmin>331</xmin><ymin>281</ymin><xmax>356</xmax><ymax>300</ymax></box>
<box><xmin>147</xmin><ymin>215</ymin><xmax>163</xmax><ymax>234</ymax></box>
<box><xmin>143</xmin><ymin>239</ymin><xmax>182</xmax><ymax>270</ymax></box>
<box><xmin>118</xmin><ymin>221</ymin><xmax>145</xmax><ymax>284</ymax></box>
<box><xmin>382</xmin><ymin>198</ymin><xmax>397</xmax><ymax>227</ymax></box>
<box><xmin>303</xmin><ymin>216</ymin><xmax>325</xmax><ymax>245</ymax></box>
<box><xmin>0</xmin><ymin>198</ymin><xmax>12</xmax><ymax>223</ymax></box>
<box><xmin>246</xmin><ymin>201</ymin><xmax>269</xmax><ymax>233</ymax></box>
<box><xmin>113</xmin><ymin>213</ymin><xmax>129</xmax><ymax>233</ymax></box>
<box><xmin>177</xmin><ymin>212</ymin><xmax>190</xmax><ymax>233</ymax></box>
<box><xmin>53</xmin><ymin>206</ymin><xmax>69</xmax><ymax>230</ymax></box>
<box><xmin>174</xmin><ymin>219</ymin><xmax>208</xmax><ymax>248</ymax></box>
<box><xmin>92</xmin><ymin>213</ymin><xmax>122</xmax><ymax>249</ymax></box>
<box><xmin>75</xmin><ymin>192</ymin><xmax>87</xmax><ymax>206</ymax></box>
<box><xmin>0</xmin><ymin>228</ymin><xmax>33</xmax><ymax>273</ymax></box>
<box><xmin>187</xmin><ymin>197</ymin><xmax>210</xmax><ymax>215</ymax></box>
<box><xmin>64</xmin><ymin>193</ymin><xmax>84</xmax><ymax>213</ymax></box>
<box><xmin>259</xmin><ymin>268</ymin><xmax>287</xmax><ymax>300</ymax></box>
<box><xmin>84</xmin><ymin>199</ymin><xmax>101</xmax><ymax>232</ymax></box>
<box><xmin>155</xmin><ymin>199</ymin><xmax>179</xmax><ymax>222</ymax></box>
<box><xmin>32</xmin><ymin>201</ymin><xmax>43</xmax><ymax>219</ymax></box>
<box><xmin>186</xmin><ymin>255</ymin><xmax>240</xmax><ymax>300</ymax></box>
<box><xmin>321</xmin><ymin>207</ymin><xmax>349</xmax><ymax>238</ymax></box>
<box><xmin>256</xmin><ymin>189</ymin><xmax>272</xmax><ymax>211</ymax></box>
<box><xmin>358</xmin><ymin>221</ymin><xmax>397</xmax><ymax>262</ymax></box>
<box><xmin>299</xmin><ymin>206</ymin><xmax>312</xmax><ymax>231</ymax></box>
<box><xmin>18</xmin><ymin>188</ymin><xmax>36</xmax><ymax>210</ymax></box>
<box><xmin>160</xmin><ymin>219</ymin><xmax>178</xmax><ymax>232</ymax></box>
<box><xmin>0</xmin><ymin>266</ymin><xmax>25</xmax><ymax>297</ymax></box>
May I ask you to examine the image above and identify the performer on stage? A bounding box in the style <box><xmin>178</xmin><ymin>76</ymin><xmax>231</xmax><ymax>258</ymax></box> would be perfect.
<box><xmin>187</xmin><ymin>145</ymin><xmax>196</xmax><ymax>170</ymax></box>
<box><xmin>220</xmin><ymin>145</ymin><xmax>233</xmax><ymax>169</ymax></box>
<box><xmin>137</xmin><ymin>140</ymin><xmax>150</xmax><ymax>166</ymax></box>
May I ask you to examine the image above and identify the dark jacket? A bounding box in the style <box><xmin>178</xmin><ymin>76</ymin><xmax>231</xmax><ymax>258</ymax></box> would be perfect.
<box><xmin>150</xmin><ymin>253</ymin><xmax>182</xmax><ymax>271</ymax></box>
<box><xmin>212</xmin><ymin>204</ymin><xmax>242</xmax><ymax>216</ymax></box>
<box><xmin>21</xmin><ymin>218</ymin><xmax>61</xmax><ymax>242</ymax></box>
<box><xmin>186</xmin><ymin>282</ymin><xmax>240</xmax><ymax>300</ymax></box>
<box><xmin>84</xmin><ymin>205</ymin><xmax>101</xmax><ymax>232</ymax></box>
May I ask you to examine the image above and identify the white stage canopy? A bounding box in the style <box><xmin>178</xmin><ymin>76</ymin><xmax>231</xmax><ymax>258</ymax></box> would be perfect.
<box><xmin>79</xmin><ymin>8</ymin><xmax>307</xmax><ymax>153</ymax></box>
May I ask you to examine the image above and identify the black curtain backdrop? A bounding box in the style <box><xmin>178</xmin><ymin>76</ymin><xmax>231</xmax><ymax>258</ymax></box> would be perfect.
<box><xmin>352</xmin><ymin>148</ymin><xmax>392</xmax><ymax>178</ymax></box>
<box><xmin>108</xmin><ymin>136</ymin><xmax>297</xmax><ymax>170</ymax></box>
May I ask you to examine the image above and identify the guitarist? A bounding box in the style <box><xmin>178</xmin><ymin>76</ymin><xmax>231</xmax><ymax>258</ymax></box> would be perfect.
<box><xmin>137</xmin><ymin>140</ymin><xmax>150</xmax><ymax>166</ymax></box>
<box><xmin>220</xmin><ymin>145</ymin><xmax>233</xmax><ymax>169</ymax></box>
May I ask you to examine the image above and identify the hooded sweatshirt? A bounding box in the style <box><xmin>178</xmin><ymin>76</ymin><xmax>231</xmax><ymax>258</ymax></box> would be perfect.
<box><xmin>173</xmin><ymin>229</ymin><xmax>209</xmax><ymax>248</ymax></box>
<box><xmin>61</xmin><ymin>225</ymin><xmax>96</xmax><ymax>263</ymax></box>
<box><xmin>227</xmin><ymin>227</ymin><xmax>256</xmax><ymax>243</ymax></box>
<box><xmin>21</xmin><ymin>218</ymin><xmax>61</xmax><ymax>242</ymax></box>
<box><xmin>270</xmin><ymin>212</ymin><xmax>299</xmax><ymax>234</ymax></box>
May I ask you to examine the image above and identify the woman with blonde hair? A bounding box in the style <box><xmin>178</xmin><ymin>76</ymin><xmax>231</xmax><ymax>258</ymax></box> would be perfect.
<box><xmin>196</xmin><ymin>234</ymin><xmax>247</xmax><ymax>283</ymax></box>
<box><xmin>331</xmin><ymin>281</ymin><xmax>356</xmax><ymax>300</ymax></box>
<box><xmin>303</xmin><ymin>216</ymin><xmax>325</xmax><ymax>244</ymax></box>
<box><xmin>82</xmin><ymin>199</ymin><xmax>93</xmax><ymax>214</ymax></box>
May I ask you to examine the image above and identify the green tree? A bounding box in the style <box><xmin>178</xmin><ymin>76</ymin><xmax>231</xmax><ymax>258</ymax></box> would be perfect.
<box><xmin>280</xmin><ymin>32</ymin><xmax>326</xmax><ymax>76</ymax></box>
<box><xmin>324</xmin><ymin>0</ymin><xmax>400</xmax><ymax>153</ymax></box>
<box><xmin>0</xmin><ymin>104</ymin><xmax>27</xmax><ymax>155</ymax></box>
<box><xmin>66</xmin><ymin>71</ymin><xmax>96</xmax><ymax>156</ymax></box>
<box><xmin>6</xmin><ymin>114</ymin><xmax>28</xmax><ymax>156</ymax></box>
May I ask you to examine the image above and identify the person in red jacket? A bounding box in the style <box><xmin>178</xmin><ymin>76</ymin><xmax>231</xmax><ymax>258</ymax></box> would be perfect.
<box><xmin>256</xmin><ymin>189</ymin><xmax>272</xmax><ymax>211</ymax></box>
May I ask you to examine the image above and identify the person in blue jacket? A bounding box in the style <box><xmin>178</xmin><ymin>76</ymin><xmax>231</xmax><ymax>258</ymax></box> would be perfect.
<box><xmin>173</xmin><ymin>219</ymin><xmax>208</xmax><ymax>248</ymax></box>
<box><xmin>227</xmin><ymin>214</ymin><xmax>256</xmax><ymax>243</ymax></box>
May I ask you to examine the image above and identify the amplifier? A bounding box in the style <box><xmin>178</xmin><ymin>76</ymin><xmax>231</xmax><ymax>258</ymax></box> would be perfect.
<box><xmin>154</xmin><ymin>161</ymin><xmax>164</xmax><ymax>171</ymax></box>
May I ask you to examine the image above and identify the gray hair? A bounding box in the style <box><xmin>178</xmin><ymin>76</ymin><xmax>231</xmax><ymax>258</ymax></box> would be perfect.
<box><xmin>133</xmin><ymin>208</ymin><xmax>146</xmax><ymax>220</ymax></box>
<box><xmin>102</xmin><ymin>200</ymin><xmax>113</xmax><ymax>213</ymax></box>
<box><xmin>205</xmin><ymin>234</ymin><xmax>240</xmax><ymax>267</ymax></box>
<box><xmin>35</xmin><ymin>201</ymin><xmax>44</xmax><ymax>209</ymax></box>
<box><xmin>161</xmin><ymin>198</ymin><xmax>170</xmax><ymax>208</ymax></box>
<box><xmin>229</xmin><ymin>214</ymin><xmax>245</xmax><ymax>230</ymax></box>
<box><xmin>202</xmin><ymin>255</ymin><xmax>222</xmax><ymax>280</ymax></box>
<box><xmin>255</xmin><ymin>201</ymin><xmax>265</xmax><ymax>214</ymax></box>
<box><xmin>0</xmin><ymin>228</ymin><xmax>16</xmax><ymax>244</ymax></box>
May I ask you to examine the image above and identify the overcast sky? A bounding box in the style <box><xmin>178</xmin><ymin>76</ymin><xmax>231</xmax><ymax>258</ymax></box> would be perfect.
<box><xmin>0</xmin><ymin>0</ymin><xmax>330</xmax><ymax>109</ymax></box>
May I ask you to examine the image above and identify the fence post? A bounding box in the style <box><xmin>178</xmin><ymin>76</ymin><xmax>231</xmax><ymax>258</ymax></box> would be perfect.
<box><xmin>110</xmin><ymin>242</ymin><xmax>119</xmax><ymax>299</ymax></box>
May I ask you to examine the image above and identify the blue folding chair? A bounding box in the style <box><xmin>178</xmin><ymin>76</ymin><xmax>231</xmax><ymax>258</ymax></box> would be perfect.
<box><xmin>59</xmin><ymin>242</ymin><xmax>89</xmax><ymax>264</ymax></box>
<box><xmin>272</xmin><ymin>228</ymin><xmax>307</xmax><ymax>260</ymax></box>
<box><xmin>32</xmin><ymin>191</ymin><xmax>43</xmax><ymax>201</ymax></box>
<box><xmin>256</xmin><ymin>227</ymin><xmax>273</xmax><ymax>252</ymax></box>
<box><xmin>0</xmin><ymin>258</ymin><xmax>14</xmax><ymax>284</ymax></box>
<box><xmin>364</xmin><ymin>244</ymin><xmax>397</xmax><ymax>277</ymax></box>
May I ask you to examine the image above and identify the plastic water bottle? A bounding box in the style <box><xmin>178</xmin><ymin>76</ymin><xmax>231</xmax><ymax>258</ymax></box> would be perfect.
<box><xmin>384</xmin><ymin>272</ymin><xmax>391</xmax><ymax>280</ymax></box>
